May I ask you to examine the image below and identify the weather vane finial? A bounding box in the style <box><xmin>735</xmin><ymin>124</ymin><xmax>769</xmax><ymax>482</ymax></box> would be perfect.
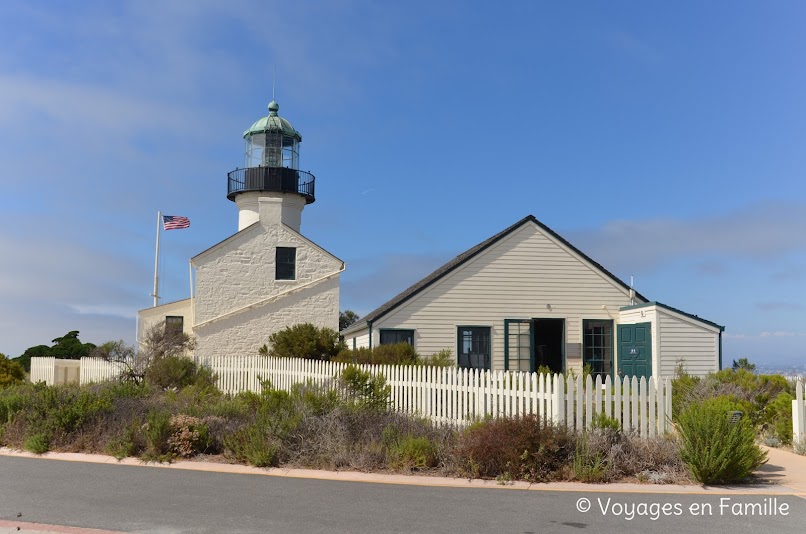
<box><xmin>272</xmin><ymin>64</ymin><xmax>276</xmax><ymax>101</ymax></box>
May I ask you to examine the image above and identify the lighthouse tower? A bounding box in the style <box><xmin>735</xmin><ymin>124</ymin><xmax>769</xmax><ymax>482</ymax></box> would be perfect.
<box><xmin>227</xmin><ymin>100</ymin><xmax>315</xmax><ymax>232</ymax></box>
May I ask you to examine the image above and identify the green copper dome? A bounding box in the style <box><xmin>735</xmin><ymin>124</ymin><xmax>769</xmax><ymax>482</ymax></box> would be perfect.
<box><xmin>243</xmin><ymin>100</ymin><xmax>302</xmax><ymax>141</ymax></box>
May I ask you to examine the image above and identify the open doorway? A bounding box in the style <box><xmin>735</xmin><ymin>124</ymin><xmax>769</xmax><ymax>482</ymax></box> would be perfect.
<box><xmin>534</xmin><ymin>318</ymin><xmax>564</xmax><ymax>373</ymax></box>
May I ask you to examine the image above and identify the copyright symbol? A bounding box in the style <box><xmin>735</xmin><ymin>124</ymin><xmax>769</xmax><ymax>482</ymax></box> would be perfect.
<box><xmin>576</xmin><ymin>497</ymin><xmax>591</xmax><ymax>513</ymax></box>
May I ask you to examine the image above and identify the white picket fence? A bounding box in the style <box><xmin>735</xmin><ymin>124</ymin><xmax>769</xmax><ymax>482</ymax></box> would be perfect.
<box><xmin>80</xmin><ymin>357</ymin><xmax>125</xmax><ymax>384</ymax></box>
<box><xmin>30</xmin><ymin>356</ymin><xmax>56</xmax><ymax>384</ymax></box>
<box><xmin>200</xmin><ymin>355</ymin><xmax>672</xmax><ymax>437</ymax></box>
<box><xmin>794</xmin><ymin>380</ymin><xmax>805</xmax><ymax>446</ymax></box>
<box><xmin>30</xmin><ymin>354</ymin><xmax>672</xmax><ymax>436</ymax></box>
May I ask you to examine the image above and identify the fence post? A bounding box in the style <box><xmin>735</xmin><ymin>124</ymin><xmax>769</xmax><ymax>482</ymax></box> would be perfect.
<box><xmin>794</xmin><ymin>381</ymin><xmax>805</xmax><ymax>446</ymax></box>
<box><xmin>551</xmin><ymin>373</ymin><xmax>563</xmax><ymax>426</ymax></box>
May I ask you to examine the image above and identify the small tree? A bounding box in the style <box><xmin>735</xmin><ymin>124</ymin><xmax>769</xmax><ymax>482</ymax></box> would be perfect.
<box><xmin>93</xmin><ymin>324</ymin><xmax>195</xmax><ymax>384</ymax></box>
<box><xmin>262</xmin><ymin>323</ymin><xmax>343</xmax><ymax>360</ymax></box>
<box><xmin>49</xmin><ymin>331</ymin><xmax>97</xmax><ymax>360</ymax></box>
<box><xmin>339</xmin><ymin>310</ymin><xmax>360</xmax><ymax>331</ymax></box>
<box><xmin>732</xmin><ymin>357</ymin><xmax>756</xmax><ymax>372</ymax></box>
<box><xmin>0</xmin><ymin>353</ymin><xmax>25</xmax><ymax>387</ymax></box>
<box><xmin>15</xmin><ymin>331</ymin><xmax>96</xmax><ymax>372</ymax></box>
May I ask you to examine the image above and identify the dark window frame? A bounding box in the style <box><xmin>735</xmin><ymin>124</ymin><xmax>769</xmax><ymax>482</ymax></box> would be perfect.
<box><xmin>504</xmin><ymin>319</ymin><xmax>533</xmax><ymax>372</ymax></box>
<box><xmin>165</xmin><ymin>315</ymin><xmax>184</xmax><ymax>335</ymax></box>
<box><xmin>379</xmin><ymin>329</ymin><xmax>415</xmax><ymax>346</ymax></box>
<box><xmin>275</xmin><ymin>247</ymin><xmax>296</xmax><ymax>280</ymax></box>
<box><xmin>583</xmin><ymin>319</ymin><xmax>614</xmax><ymax>380</ymax></box>
<box><xmin>457</xmin><ymin>326</ymin><xmax>491</xmax><ymax>370</ymax></box>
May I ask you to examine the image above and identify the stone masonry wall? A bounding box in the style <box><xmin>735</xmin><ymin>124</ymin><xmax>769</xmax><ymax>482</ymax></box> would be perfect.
<box><xmin>193</xmin><ymin>223</ymin><xmax>342</xmax><ymax>325</ymax></box>
<box><xmin>195</xmin><ymin>275</ymin><xmax>339</xmax><ymax>359</ymax></box>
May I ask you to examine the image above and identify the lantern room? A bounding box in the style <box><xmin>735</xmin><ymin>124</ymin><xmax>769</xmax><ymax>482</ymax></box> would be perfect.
<box><xmin>242</xmin><ymin>100</ymin><xmax>301</xmax><ymax>169</ymax></box>
<box><xmin>227</xmin><ymin>99</ymin><xmax>316</xmax><ymax>232</ymax></box>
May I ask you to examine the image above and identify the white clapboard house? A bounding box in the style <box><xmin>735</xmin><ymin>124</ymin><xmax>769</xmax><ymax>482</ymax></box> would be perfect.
<box><xmin>341</xmin><ymin>215</ymin><xmax>724</xmax><ymax>380</ymax></box>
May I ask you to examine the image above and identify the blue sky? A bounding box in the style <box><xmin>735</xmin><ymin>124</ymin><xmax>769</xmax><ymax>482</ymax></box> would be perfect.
<box><xmin>1</xmin><ymin>1</ymin><xmax>804</xmax><ymax>367</ymax></box>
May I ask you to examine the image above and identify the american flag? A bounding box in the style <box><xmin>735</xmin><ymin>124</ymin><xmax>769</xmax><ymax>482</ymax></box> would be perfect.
<box><xmin>163</xmin><ymin>215</ymin><xmax>190</xmax><ymax>230</ymax></box>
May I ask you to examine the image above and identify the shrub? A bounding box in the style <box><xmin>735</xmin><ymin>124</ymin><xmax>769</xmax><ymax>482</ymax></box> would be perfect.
<box><xmin>420</xmin><ymin>349</ymin><xmax>454</xmax><ymax>367</ymax></box>
<box><xmin>383</xmin><ymin>426</ymin><xmax>438</xmax><ymax>470</ymax></box>
<box><xmin>573</xmin><ymin>436</ymin><xmax>607</xmax><ymax>483</ymax></box>
<box><xmin>141</xmin><ymin>410</ymin><xmax>173</xmax><ymax>461</ymax></box>
<box><xmin>454</xmin><ymin>415</ymin><xmax>574</xmax><ymax>482</ymax></box>
<box><xmin>0</xmin><ymin>354</ymin><xmax>25</xmax><ymax>388</ymax></box>
<box><xmin>224</xmin><ymin>421</ymin><xmax>281</xmax><ymax>467</ymax></box>
<box><xmin>339</xmin><ymin>365</ymin><xmax>390</xmax><ymax>411</ymax></box>
<box><xmin>590</xmin><ymin>412</ymin><xmax>621</xmax><ymax>433</ymax></box>
<box><xmin>677</xmin><ymin>396</ymin><xmax>767</xmax><ymax>484</ymax></box>
<box><xmin>766</xmin><ymin>392</ymin><xmax>794</xmax><ymax>445</ymax></box>
<box><xmin>145</xmin><ymin>356</ymin><xmax>217</xmax><ymax>391</ymax></box>
<box><xmin>672</xmin><ymin>366</ymin><xmax>794</xmax><ymax>435</ymax></box>
<box><xmin>262</xmin><ymin>323</ymin><xmax>342</xmax><ymax>361</ymax></box>
<box><xmin>167</xmin><ymin>414</ymin><xmax>210</xmax><ymax>457</ymax></box>
<box><xmin>106</xmin><ymin>421</ymin><xmax>141</xmax><ymax>460</ymax></box>
<box><xmin>25</xmin><ymin>432</ymin><xmax>49</xmax><ymax>454</ymax></box>
<box><xmin>333</xmin><ymin>343</ymin><xmax>419</xmax><ymax>365</ymax></box>
<box><xmin>574</xmin><ymin>426</ymin><xmax>689</xmax><ymax>483</ymax></box>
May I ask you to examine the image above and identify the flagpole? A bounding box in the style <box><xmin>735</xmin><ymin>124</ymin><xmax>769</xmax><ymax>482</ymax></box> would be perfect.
<box><xmin>152</xmin><ymin>210</ymin><xmax>161</xmax><ymax>307</ymax></box>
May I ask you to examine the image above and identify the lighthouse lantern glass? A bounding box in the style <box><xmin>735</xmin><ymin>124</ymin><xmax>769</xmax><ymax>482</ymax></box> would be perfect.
<box><xmin>244</xmin><ymin>134</ymin><xmax>264</xmax><ymax>168</ymax></box>
<box><xmin>244</xmin><ymin>132</ymin><xmax>299</xmax><ymax>169</ymax></box>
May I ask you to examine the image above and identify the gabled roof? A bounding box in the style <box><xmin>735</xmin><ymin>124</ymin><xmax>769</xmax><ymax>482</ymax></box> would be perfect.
<box><xmin>192</xmin><ymin>221</ymin><xmax>344</xmax><ymax>267</ymax></box>
<box><xmin>620</xmin><ymin>301</ymin><xmax>725</xmax><ymax>331</ymax></box>
<box><xmin>341</xmin><ymin>215</ymin><xmax>648</xmax><ymax>336</ymax></box>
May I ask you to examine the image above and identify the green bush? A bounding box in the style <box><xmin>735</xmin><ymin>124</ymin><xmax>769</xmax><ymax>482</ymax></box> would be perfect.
<box><xmin>383</xmin><ymin>425</ymin><xmax>437</xmax><ymax>470</ymax></box>
<box><xmin>573</xmin><ymin>436</ymin><xmax>607</xmax><ymax>483</ymax></box>
<box><xmin>261</xmin><ymin>323</ymin><xmax>343</xmax><ymax>360</ymax></box>
<box><xmin>0</xmin><ymin>354</ymin><xmax>25</xmax><ymax>388</ymax></box>
<box><xmin>420</xmin><ymin>349</ymin><xmax>454</xmax><ymax>367</ymax></box>
<box><xmin>106</xmin><ymin>421</ymin><xmax>141</xmax><ymax>460</ymax></box>
<box><xmin>145</xmin><ymin>356</ymin><xmax>217</xmax><ymax>391</ymax></box>
<box><xmin>766</xmin><ymin>392</ymin><xmax>794</xmax><ymax>445</ymax></box>
<box><xmin>25</xmin><ymin>432</ymin><xmax>49</xmax><ymax>454</ymax></box>
<box><xmin>340</xmin><ymin>365</ymin><xmax>390</xmax><ymax>411</ymax></box>
<box><xmin>677</xmin><ymin>396</ymin><xmax>767</xmax><ymax>484</ymax></box>
<box><xmin>334</xmin><ymin>342</ymin><xmax>420</xmax><ymax>365</ymax></box>
<box><xmin>224</xmin><ymin>421</ymin><xmax>280</xmax><ymax>467</ymax></box>
<box><xmin>672</xmin><ymin>365</ymin><xmax>794</xmax><ymax>439</ymax></box>
<box><xmin>590</xmin><ymin>412</ymin><xmax>621</xmax><ymax>433</ymax></box>
<box><xmin>142</xmin><ymin>410</ymin><xmax>173</xmax><ymax>461</ymax></box>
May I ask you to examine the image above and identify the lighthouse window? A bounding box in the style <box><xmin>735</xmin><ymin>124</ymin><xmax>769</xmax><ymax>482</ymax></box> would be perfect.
<box><xmin>276</xmin><ymin>247</ymin><xmax>296</xmax><ymax>280</ymax></box>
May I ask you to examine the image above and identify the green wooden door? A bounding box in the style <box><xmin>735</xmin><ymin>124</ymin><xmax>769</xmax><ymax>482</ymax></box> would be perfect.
<box><xmin>618</xmin><ymin>323</ymin><xmax>652</xmax><ymax>379</ymax></box>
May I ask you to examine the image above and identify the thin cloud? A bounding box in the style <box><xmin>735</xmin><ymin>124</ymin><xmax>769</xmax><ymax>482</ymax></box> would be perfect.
<box><xmin>566</xmin><ymin>201</ymin><xmax>806</xmax><ymax>274</ymax></box>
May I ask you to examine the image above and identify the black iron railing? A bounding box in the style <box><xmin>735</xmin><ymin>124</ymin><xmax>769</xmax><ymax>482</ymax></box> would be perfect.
<box><xmin>227</xmin><ymin>167</ymin><xmax>315</xmax><ymax>204</ymax></box>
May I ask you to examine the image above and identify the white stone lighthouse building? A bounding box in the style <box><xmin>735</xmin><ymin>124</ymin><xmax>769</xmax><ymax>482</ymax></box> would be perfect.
<box><xmin>138</xmin><ymin>100</ymin><xmax>343</xmax><ymax>359</ymax></box>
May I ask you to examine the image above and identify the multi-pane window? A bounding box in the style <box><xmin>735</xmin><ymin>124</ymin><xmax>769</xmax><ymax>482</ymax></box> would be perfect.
<box><xmin>457</xmin><ymin>327</ymin><xmax>490</xmax><ymax>370</ymax></box>
<box><xmin>165</xmin><ymin>316</ymin><xmax>183</xmax><ymax>336</ymax></box>
<box><xmin>583</xmin><ymin>320</ymin><xmax>613</xmax><ymax>379</ymax></box>
<box><xmin>505</xmin><ymin>320</ymin><xmax>532</xmax><ymax>372</ymax></box>
<box><xmin>379</xmin><ymin>329</ymin><xmax>414</xmax><ymax>346</ymax></box>
<box><xmin>276</xmin><ymin>247</ymin><xmax>296</xmax><ymax>280</ymax></box>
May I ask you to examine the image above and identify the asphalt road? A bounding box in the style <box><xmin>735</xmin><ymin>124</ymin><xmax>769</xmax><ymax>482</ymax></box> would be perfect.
<box><xmin>1</xmin><ymin>456</ymin><xmax>804</xmax><ymax>534</ymax></box>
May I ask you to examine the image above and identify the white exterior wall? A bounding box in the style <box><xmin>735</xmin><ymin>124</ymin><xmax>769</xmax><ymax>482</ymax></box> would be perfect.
<box><xmin>349</xmin><ymin>222</ymin><xmax>637</xmax><ymax>372</ymax></box>
<box><xmin>656</xmin><ymin>309</ymin><xmax>719</xmax><ymax>378</ymax></box>
<box><xmin>347</xmin><ymin>330</ymin><xmax>370</xmax><ymax>349</ymax></box>
<box><xmin>137</xmin><ymin>299</ymin><xmax>194</xmax><ymax>349</ymax></box>
<box><xmin>192</xmin><ymin>215</ymin><xmax>342</xmax><ymax>360</ymax></box>
<box><xmin>195</xmin><ymin>276</ymin><xmax>339</xmax><ymax>359</ymax></box>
